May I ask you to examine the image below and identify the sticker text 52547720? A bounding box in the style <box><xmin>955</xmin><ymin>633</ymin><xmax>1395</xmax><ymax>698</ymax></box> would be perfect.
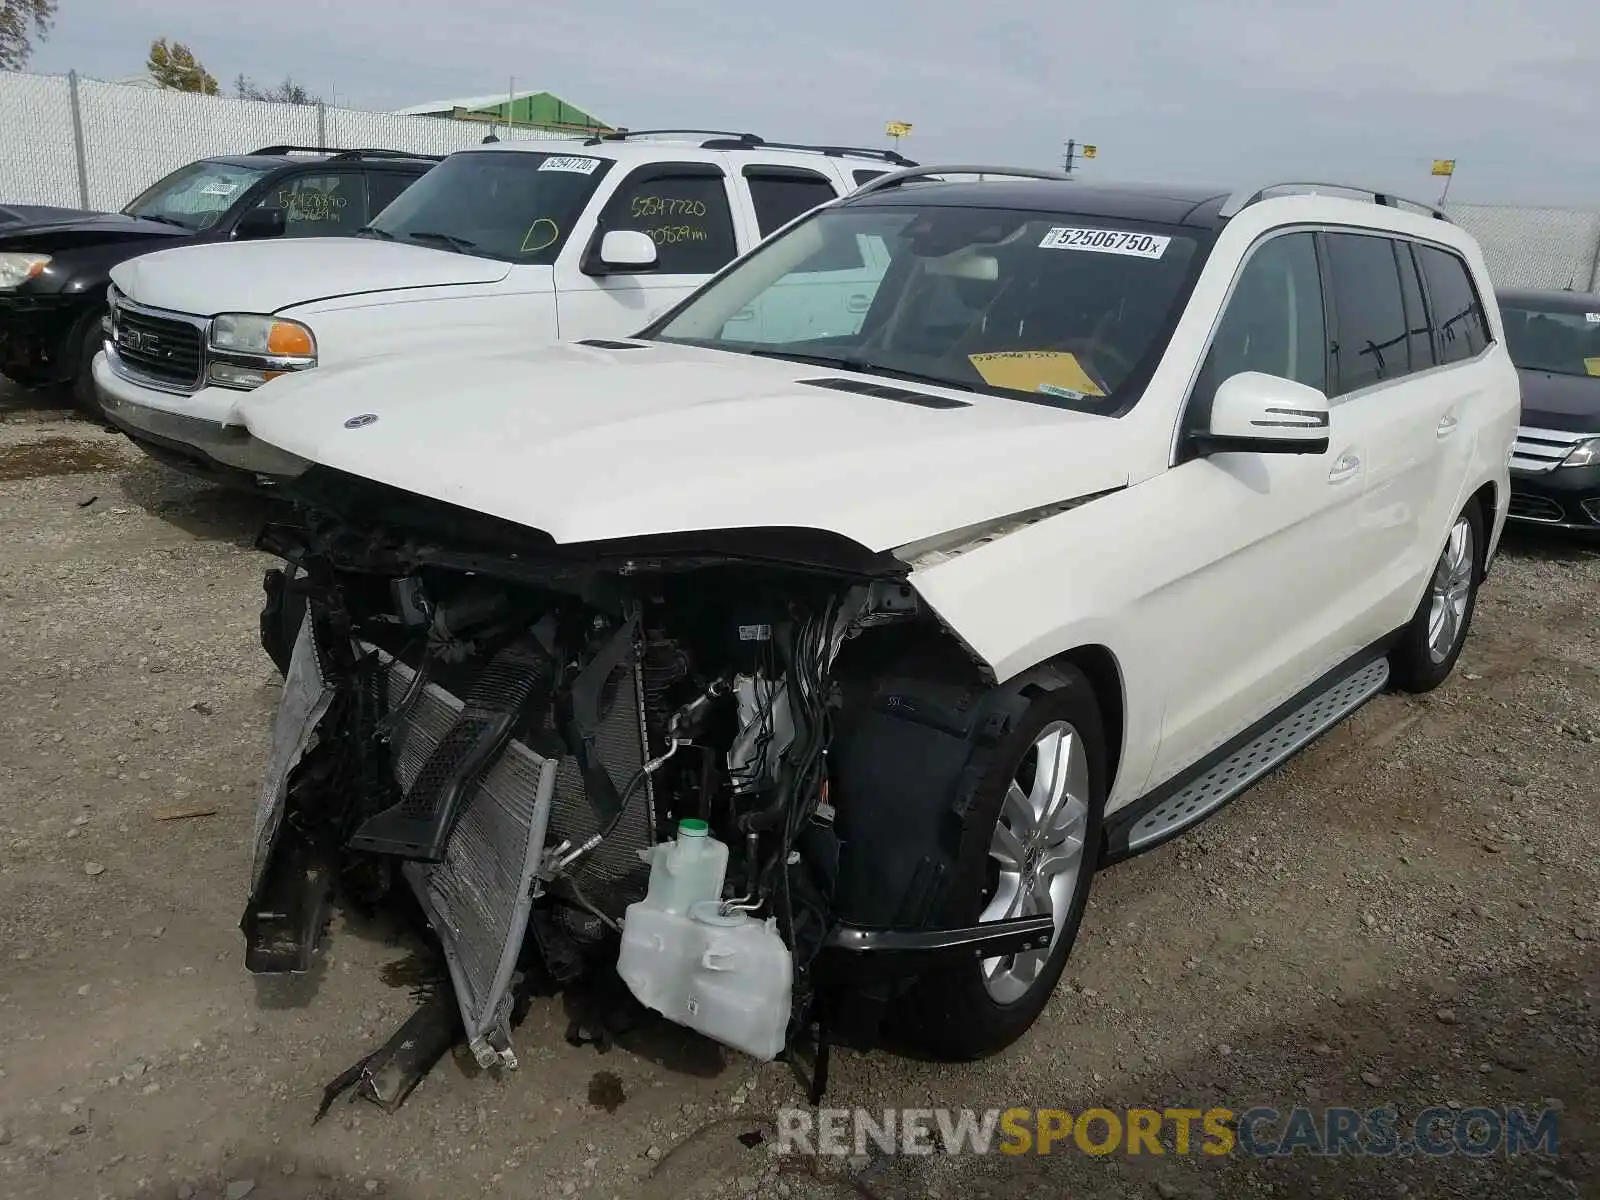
<box><xmin>1039</xmin><ymin>227</ymin><xmax>1171</xmax><ymax>259</ymax></box>
<box><xmin>538</xmin><ymin>155</ymin><xmax>601</xmax><ymax>175</ymax></box>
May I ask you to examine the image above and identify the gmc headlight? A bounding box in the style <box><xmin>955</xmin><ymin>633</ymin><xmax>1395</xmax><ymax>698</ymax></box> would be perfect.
<box><xmin>207</xmin><ymin>313</ymin><xmax>317</xmax><ymax>390</ymax></box>
<box><xmin>1559</xmin><ymin>437</ymin><xmax>1600</xmax><ymax>469</ymax></box>
<box><xmin>0</xmin><ymin>252</ymin><xmax>51</xmax><ymax>290</ymax></box>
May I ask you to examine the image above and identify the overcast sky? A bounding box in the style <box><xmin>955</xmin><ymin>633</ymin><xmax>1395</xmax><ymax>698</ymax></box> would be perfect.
<box><xmin>22</xmin><ymin>0</ymin><xmax>1600</xmax><ymax>207</ymax></box>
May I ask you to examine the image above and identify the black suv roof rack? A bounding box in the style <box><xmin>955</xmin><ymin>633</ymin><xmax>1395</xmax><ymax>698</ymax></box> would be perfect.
<box><xmin>582</xmin><ymin>128</ymin><xmax>759</xmax><ymax>146</ymax></box>
<box><xmin>246</xmin><ymin>145</ymin><xmax>443</xmax><ymax>162</ymax></box>
<box><xmin>1219</xmin><ymin>181</ymin><xmax>1451</xmax><ymax>222</ymax></box>
<box><xmin>577</xmin><ymin>129</ymin><xmax>915</xmax><ymax>165</ymax></box>
<box><xmin>850</xmin><ymin>164</ymin><xmax>1073</xmax><ymax>197</ymax></box>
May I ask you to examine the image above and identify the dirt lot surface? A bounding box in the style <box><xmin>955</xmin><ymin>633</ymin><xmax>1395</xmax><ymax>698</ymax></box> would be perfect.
<box><xmin>1</xmin><ymin>387</ymin><xmax>1596</xmax><ymax>1200</ymax></box>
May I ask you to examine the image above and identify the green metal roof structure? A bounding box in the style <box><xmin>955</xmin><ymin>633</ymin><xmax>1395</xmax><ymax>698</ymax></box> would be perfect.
<box><xmin>394</xmin><ymin>90</ymin><xmax>611</xmax><ymax>134</ymax></box>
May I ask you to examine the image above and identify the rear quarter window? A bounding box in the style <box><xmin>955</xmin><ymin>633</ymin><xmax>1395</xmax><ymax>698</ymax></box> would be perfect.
<box><xmin>1415</xmin><ymin>244</ymin><xmax>1491</xmax><ymax>363</ymax></box>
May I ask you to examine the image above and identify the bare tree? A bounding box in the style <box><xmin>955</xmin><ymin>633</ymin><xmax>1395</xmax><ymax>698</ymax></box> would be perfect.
<box><xmin>0</xmin><ymin>0</ymin><xmax>56</xmax><ymax>71</ymax></box>
<box><xmin>234</xmin><ymin>73</ymin><xmax>321</xmax><ymax>105</ymax></box>
<box><xmin>147</xmin><ymin>37</ymin><xmax>219</xmax><ymax>95</ymax></box>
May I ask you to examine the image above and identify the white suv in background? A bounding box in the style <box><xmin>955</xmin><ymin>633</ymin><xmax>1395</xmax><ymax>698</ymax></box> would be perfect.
<box><xmin>91</xmin><ymin>131</ymin><xmax>905</xmax><ymax>485</ymax></box>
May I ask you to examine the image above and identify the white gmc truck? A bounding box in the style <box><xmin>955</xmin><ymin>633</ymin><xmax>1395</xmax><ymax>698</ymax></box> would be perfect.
<box><xmin>92</xmin><ymin>131</ymin><xmax>905</xmax><ymax>486</ymax></box>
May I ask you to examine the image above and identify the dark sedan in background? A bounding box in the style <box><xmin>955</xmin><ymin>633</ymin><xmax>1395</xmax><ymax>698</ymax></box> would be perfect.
<box><xmin>0</xmin><ymin>146</ymin><xmax>436</xmax><ymax>415</ymax></box>
<box><xmin>1498</xmin><ymin>287</ymin><xmax>1600</xmax><ymax>535</ymax></box>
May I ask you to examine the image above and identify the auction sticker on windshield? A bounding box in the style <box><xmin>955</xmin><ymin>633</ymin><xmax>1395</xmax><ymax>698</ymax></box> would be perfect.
<box><xmin>1039</xmin><ymin>227</ymin><xmax>1171</xmax><ymax>258</ymax></box>
<box><xmin>539</xmin><ymin>156</ymin><xmax>602</xmax><ymax>174</ymax></box>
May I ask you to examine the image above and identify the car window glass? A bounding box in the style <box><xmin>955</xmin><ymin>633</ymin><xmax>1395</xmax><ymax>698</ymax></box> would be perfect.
<box><xmin>367</xmin><ymin>151</ymin><xmax>614</xmax><ymax>264</ymax></box>
<box><xmin>254</xmin><ymin>171</ymin><xmax>363</xmax><ymax>236</ymax></box>
<box><xmin>1416</xmin><ymin>245</ymin><xmax>1490</xmax><ymax>364</ymax></box>
<box><xmin>1397</xmin><ymin>242</ymin><xmax>1435</xmax><ymax>371</ymax></box>
<box><xmin>364</xmin><ymin>170</ymin><xmax>422</xmax><ymax>223</ymax></box>
<box><xmin>121</xmin><ymin>161</ymin><xmax>272</xmax><ymax>231</ymax></box>
<box><xmin>1205</xmin><ymin>231</ymin><xmax>1326</xmax><ymax>396</ymax></box>
<box><xmin>853</xmin><ymin>168</ymin><xmax>888</xmax><ymax>186</ymax></box>
<box><xmin>599</xmin><ymin>169</ymin><xmax>738</xmax><ymax>274</ymax></box>
<box><xmin>1500</xmin><ymin>304</ymin><xmax>1600</xmax><ymax>378</ymax></box>
<box><xmin>747</xmin><ymin>171</ymin><xmax>840</xmax><ymax>238</ymax></box>
<box><xmin>1324</xmin><ymin>232</ymin><xmax>1410</xmax><ymax>393</ymax></box>
<box><xmin>652</xmin><ymin>206</ymin><xmax>1201</xmax><ymax>408</ymax></box>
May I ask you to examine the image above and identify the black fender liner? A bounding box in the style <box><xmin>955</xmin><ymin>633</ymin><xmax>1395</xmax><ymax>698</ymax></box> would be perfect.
<box><xmin>827</xmin><ymin>661</ymin><xmax>1084</xmax><ymax>932</ymax></box>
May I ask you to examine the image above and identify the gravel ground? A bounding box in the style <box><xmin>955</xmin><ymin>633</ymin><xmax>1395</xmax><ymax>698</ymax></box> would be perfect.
<box><xmin>0</xmin><ymin>385</ymin><xmax>1596</xmax><ymax>1200</ymax></box>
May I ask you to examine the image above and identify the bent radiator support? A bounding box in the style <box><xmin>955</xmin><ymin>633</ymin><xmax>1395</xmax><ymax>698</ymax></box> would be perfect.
<box><xmin>364</xmin><ymin>647</ymin><xmax>655</xmax><ymax>1069</ymax></box>
<box><xmin>350</xmin><ymin>631</ymin><xmax>557</xmax><ymax>861</ymax></box>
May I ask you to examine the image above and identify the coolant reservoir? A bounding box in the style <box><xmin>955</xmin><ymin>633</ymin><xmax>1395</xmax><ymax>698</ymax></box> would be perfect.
<box><xmin>639</xmin><ymin>818</ymin><xmax>729</xmax><ymax>915</ymax></box>
<box><xmin>617</xmin><ymin>891</ymin><xmax>793</xmax><ymax>1060</ymax></box>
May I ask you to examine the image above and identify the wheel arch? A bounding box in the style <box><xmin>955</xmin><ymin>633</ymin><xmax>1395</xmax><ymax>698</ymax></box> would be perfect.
<box><xmin>1034</xmin><ymin>644</ymin><xmax>1127</xmax><ymax>803</ymax></box>
<box><xmin>1468</xmin><ymin>478</ymin><xmax>1499</xmax><ymax>578</ymax></box>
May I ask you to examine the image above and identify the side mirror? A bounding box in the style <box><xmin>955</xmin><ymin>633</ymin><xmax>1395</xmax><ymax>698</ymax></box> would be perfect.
<box><xmin>233</xmin><ymin>206</ymin><xmax>287</xmax><ymax>241</ymax></box>
<box><xmin>584</xmin><ymin>229</ymin><xmax>658</xmax><ymax>276</ymax></box>
<box><xmin>1194</xmin><ymin>371</ymin><xmax>1330</xmax><ymax>456</ymax></box>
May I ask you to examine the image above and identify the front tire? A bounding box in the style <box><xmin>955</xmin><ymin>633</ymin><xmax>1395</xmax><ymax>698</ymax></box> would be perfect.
<box><xmin>65</xmin><ymin>309</ymin><xmax>110</xmax><ymax>424</ymax></box>
<box><xmin>1389</xmin><ymin>499</ymin><xmax>1484</xmax><ymax>693</ymax></box>
<box><xmin>897</xmin><ymin>669</ymin><xmax>1106</xmax><ymax>1060</ymax></box>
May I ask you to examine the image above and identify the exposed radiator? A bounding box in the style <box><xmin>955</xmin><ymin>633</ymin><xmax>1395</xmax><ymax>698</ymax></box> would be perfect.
<box><xmin>364</xmin><ymin>643</ymin><xmax>654</xmax><ymax>1065</ymax></box>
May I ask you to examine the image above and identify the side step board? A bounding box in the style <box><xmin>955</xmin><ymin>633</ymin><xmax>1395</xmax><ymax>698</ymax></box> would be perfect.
<box><xmin>1113</xmin><ymin>656</ymin><xmax>1391</xmax><ymax>859</ymax></box>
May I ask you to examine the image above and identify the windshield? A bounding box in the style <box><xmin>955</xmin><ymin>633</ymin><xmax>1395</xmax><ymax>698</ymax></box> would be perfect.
<box><xmin>1501</xmin><ymin>303</ymin><xmax>1600</xmax><ymax>380</ymax></box>
<box><xmin>646</xmin><ymin>202</ymin><xmax>1202</xmax><ymax>407</ymax></box>
<box><xmin>363</xmin><ymin>149</ymin><xmax>614</xmax><ymax>263</ymax></box>
<box><xmin>122</xmin><ymin>161</ymin><xmax>273</xmax><ymax>230</ymax></box>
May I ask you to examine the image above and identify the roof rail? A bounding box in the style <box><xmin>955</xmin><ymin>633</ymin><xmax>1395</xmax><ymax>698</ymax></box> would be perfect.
<box><xmin>581</xmin><ymin>128</ymin><xmax>761</xmax><ymax>146</ymax></box>
<box><xmin>703</xmin><ymin>138</ymin><xmax>916</xmax><ymax>166</ymax></box>
<box><xmin>248</xmin><ymin>144</ymin><xmax>336</xmax><ymax>156</ymax></box>
<box><xmin>246</xmin><ymin>145</ymin><xmax>441</xmax><ymax>161</ymax></box>
<box><xmin>326</xmin><ymin>147</ymin><xmax>444</xmax><ymax>162</ymax></box>
<box><xmin>850</xmin><ymin>164</ymin><xmax>1073</xmax><ymax>197</ymax></box>
<box><xmin>1219</xmin><ymin>181</ymin><xmax>1451</xmax><ymax>222</ymax></box>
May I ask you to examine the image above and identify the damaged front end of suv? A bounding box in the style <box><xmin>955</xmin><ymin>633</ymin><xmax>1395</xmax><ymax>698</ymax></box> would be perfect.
<box><xmin>243</xmin><ymin>467</ymin><xmax>1058</xmax><ymax>1111</ymax></box>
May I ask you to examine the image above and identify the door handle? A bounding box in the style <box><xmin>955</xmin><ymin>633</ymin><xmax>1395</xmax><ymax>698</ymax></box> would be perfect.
<box><xmin>1436</xmin><ymin>412</ymin><xmax>1459</xmax><ymax>438</ymax></box>
<box><xmin>729</xmin><ymin>307</ymin><xmax>755</xmax><ymax>322</ymax></box>
<box><xmin>1328</xmin><ymin>451</ymin><xmax>1362</xmax><ymax>483</ymax></box>
<box><xmin>846</xmin><ymin>293</ymin><xmax>871</xmax><ymax>313</ymax></box>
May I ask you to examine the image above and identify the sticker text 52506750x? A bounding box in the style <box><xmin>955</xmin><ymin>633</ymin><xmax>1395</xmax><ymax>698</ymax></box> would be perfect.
<box><xmin>1039</xmin><ymin>227</ymin><xmax>1171</xmax><ymax>259</ymax></box>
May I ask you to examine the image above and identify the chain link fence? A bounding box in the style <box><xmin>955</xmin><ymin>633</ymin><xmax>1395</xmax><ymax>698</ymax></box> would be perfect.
<box><xmin>1</xmin><ymin>68</ymin><xmax>572</xmax><ymax>212</ymax></box>
<box><xmin>1450</xmin><ymin>203</ymin><xmax>1600</xmax><ymax>294</ymax></box>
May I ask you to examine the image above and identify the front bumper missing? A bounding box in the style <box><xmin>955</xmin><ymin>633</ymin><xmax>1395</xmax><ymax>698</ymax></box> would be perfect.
<box><xmin>245</xmin><ymin>602</ymin><xmax>1069</xmax><ymax>1108</ymax></box>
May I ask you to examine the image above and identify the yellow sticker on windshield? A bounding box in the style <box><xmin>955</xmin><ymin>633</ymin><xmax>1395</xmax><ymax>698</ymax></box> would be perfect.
<box><xmin>1586</xmin><ymin>357</ymin><xmax>1600</xmax><ymax>377</ymax></box>
<box><xmin>968</xmin><ymin>351</ymin><xmax>1105</xmax><ymax>397</ymax></box>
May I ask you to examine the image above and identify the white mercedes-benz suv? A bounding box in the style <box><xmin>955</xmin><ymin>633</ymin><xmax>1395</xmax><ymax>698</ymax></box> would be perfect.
<box><xmin>227</xmin><ymin>167</ymin><xmax>1518</xmax><ymax>1101</ymax></box>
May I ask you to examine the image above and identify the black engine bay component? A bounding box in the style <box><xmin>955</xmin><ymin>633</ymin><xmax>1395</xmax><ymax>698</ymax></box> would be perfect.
<box><xmin>241</xmin><ymin>504</ymin><xmax>1033</xmax><ymax>1110</ymax></box>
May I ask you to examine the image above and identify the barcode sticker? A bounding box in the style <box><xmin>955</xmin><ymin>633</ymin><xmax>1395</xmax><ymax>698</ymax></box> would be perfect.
<box><xmin>539</xmin><ymin>155</ymin><xmax>601</xmax><ymax>174</ymax></box>
<box><xmin>1039</xmin><ymin>226</ymin><xmax>1171</xmax><ymax>258</ymax></box>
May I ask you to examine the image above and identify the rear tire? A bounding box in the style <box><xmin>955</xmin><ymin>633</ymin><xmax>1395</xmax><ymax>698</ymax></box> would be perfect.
<box><xmin>896</xmin><ymin>669</ymin><xmax>1106</xmax><ymax>1060</ymax></box>
<box><xmin>1389</xmin><ymin>500</ymin><xmax>1484</xmax><ymax>693</ymax></box>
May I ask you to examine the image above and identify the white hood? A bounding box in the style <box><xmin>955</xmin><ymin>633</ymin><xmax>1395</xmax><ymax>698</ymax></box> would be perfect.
<box><xmin>109</xmin><ymin>237</ymin><xmax>512</xmax><ymax>317</ymax></box>
<box><xmin>241</xmin><ymin>341</ymin><xmax>1134</xmax><ymax>553</ymax></box>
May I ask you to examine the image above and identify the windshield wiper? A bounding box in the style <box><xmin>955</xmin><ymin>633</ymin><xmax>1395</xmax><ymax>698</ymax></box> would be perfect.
<box><xmin>404</xmin><ymin>230</ymin><xmax>478</xmax><ymax>253</ymax></box>
<box><xmin>355</xmin><ymin>225</ymin><xmax>395</xmax><ymax>240</ymax></box>
<box><xmin>132</xmin><ymin>214</ymin><xmax>189</xmax><ymax>229</ymax></box>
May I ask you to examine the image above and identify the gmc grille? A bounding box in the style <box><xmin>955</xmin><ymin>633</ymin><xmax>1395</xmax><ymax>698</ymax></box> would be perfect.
<box><xmin>114</xmin><ymin>309</ymin><xmax>204</xmax><ymax>389</ymax></box>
